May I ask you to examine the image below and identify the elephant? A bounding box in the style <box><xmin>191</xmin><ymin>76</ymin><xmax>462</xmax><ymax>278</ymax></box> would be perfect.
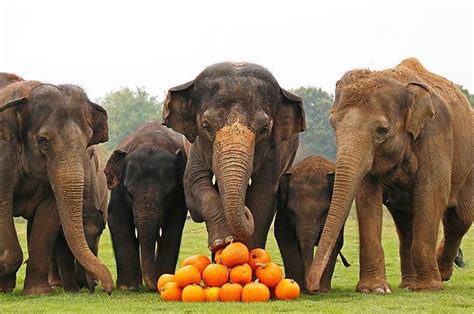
<box><xmin>0</xmin><ymin>73</ymin><xmax>113</xmax><ymax>295</ymax></box>
<box><xmin>307</xmin><ymin>58</ymin><xmax>473</xmax><ymax>293</ymax></box>
<box><xmin>104</xmin><ymin>122</ymin><xmax>188</xmax><ymax>291</ymax></box>
<box><xmin>49</xmin><ymin>145</ymin><xmax>110</xmax><ymax>292</ymax></box>
<box><xmin>275</xmin><ymin>155</ymin><xmax>350</xmax><ymax>292</ymax></box>
<box><xmin>163</xmin><ymin>62</ymin><xmax>305</xmax><ymax>251</ymax></box>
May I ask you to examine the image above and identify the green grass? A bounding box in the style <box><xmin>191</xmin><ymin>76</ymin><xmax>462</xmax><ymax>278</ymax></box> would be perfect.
<box><xmin>1</xmin><ymin>213</ymin><xmax>472</xmax><ymax>313</ymax></box>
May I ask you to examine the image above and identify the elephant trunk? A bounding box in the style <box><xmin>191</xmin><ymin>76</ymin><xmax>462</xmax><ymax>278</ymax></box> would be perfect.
<box><xmin>213</xmin><ymin>121</ymin><xmax>255</xmax><ymax>241</ymax></box>
<box><xmin>49</xmin><ymin>156</ymin><xmax>113</xmax><ymax>294</ymax></box>
<box><xmin>135</xmin><ymin>209</ymin><xmax>160</xmax><ymax>291</ymax></box>
<box><xmin>306</xmin><ymin>132</ymin><xmax>372</xmax><ymax>292</ymax></box>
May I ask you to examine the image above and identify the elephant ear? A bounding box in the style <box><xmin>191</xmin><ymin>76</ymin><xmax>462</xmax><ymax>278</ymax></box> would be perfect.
<box><xmin>162</xmin><ymin>80</ymin><xmax>197</xmax><ymax>143</ymax></box>
<box><xmin>87</xmin><ymin>101</ymin><xmax>109</xmax><ymax>146</ymax></box>
<box><xmin>104</xmin><ymin>149</ymin><xmax>127</xmax><ymax>190</ymax></box>
<box><xmin>175</xmin><ymin>149</ymin><xmax>186</xmax><ymax>185</ymax></box>
<box><xmin>0</xmin><ymin>97</ymin><xmax>29</xmax><ymax>140</ymax></box>
<box><xmin>277</xmin><ymin>172</ymin><xmax>292</xmax><ymax>211</ymax></box>
<box><xmin>271</xmin><ymin>89</ymin><xmax>306</xmax><ymax>147</ymax></box>
<box><xmin>405</xmin><ymin>82</ymin><xmax>434</xmax><ymax>140</ymax></box>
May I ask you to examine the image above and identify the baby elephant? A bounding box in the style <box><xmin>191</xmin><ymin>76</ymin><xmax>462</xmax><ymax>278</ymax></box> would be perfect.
<box><xmin>275</xmin><ymin>155</ymin><xmax>349</xmax><ymax>292</ymax></box>
<box><xmin>104</xmin><ymin>122</ymin><xmax>188</xmax><ymax>291</ymax></box>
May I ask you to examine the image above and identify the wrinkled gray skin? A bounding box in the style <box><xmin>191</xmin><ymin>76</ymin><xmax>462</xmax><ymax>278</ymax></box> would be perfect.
<box><xmin>276</xmin><ymin>155</ymin><xmax>349</xmax><ymax>292</ymax></box>
<box><xmin>49</xmin><ymin>145</ymin><xmax>110</xmax><ymax>292</ymax></box>
<box><xmin>163</xmin><ymin>62</ymin><xmax>305</xmax><ymax>251</ymax></box>
<box><xmin>0</xmin><ymin>73</ymin><xmax>112</xmax><ymax>295</ymax></box>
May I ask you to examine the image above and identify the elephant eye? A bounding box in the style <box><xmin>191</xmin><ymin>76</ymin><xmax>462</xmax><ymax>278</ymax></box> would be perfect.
<box><xmin>202</xmin><ymin>121</ymin><xmax>214</xmax><ymax>136</ymax></box>
<box><xmin>259</xmin><ymin>124</ymin><xmax>270</xmax><ymax>136</ymax></box>
<box><xmin>37</xmin><ymin>135</ymin><xmax>51</xmax><ymax>153</ymax></box>
<box><xmin>376</xmin><ymin>127</ymin><xmax>390</xmax><ymax>140</ymax></box>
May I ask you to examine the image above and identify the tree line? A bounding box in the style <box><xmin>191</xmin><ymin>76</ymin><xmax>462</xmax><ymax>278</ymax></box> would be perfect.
<box><xmin>99</xmin><ymin>85</ymin><xmax>474</xmax><ymax>160</ymax></box>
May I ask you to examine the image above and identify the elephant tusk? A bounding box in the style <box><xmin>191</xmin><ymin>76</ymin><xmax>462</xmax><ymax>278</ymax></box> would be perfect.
<box><xmin>248</xmin><ymin>178</ymin><xmax>252</xmax><ymax>186</ymax></box>
<box><xmin>212</xmin><ymin>174</ymin><xmax>216</xmax><ymax>186</ymax></box>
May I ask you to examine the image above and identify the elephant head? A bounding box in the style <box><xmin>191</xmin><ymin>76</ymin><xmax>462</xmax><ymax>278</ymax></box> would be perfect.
<box><xmin>0</xmin><ymin>84</ymin><xmax>113</xmax><ymax>293</ymax></box>
<box><xmin>163</xmin><ymin>62</ymin><xmax>305</xmax><ymax>242</ymax></box>
<box><xmin>104</xmin><ymin>147</ymin><xmax>186</xmax><ymax>290</ymax></box>
<box><xmin>307</xmin><ymin>69</ymin><xmax>435</xmax><ymax>292</ymax></box>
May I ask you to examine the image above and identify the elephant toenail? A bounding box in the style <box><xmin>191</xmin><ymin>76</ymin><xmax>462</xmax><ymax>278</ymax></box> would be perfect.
<box><xmin>360</xmin><ymin>289</ymin><xmax>370</xmax><ymax>293</ymax></box>
<box><xmin>374</xmin><ymin>287</ymin><xmax>385</xmax><ymax>294</ymax></box>
<box><xmin>225</xmin><ymin>236</ymin><xmax>236</xmax><ymax>244</ymax></box>
<box><xmin>211</xmin><ymin>239</ymin><xmax>224</xmax><ymax>250</ymax></box>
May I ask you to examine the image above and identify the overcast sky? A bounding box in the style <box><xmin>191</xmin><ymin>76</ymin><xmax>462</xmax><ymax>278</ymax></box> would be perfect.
<box><xmin>1</xmin><ymin>0</ymin><xmax>472</xmax><ymax>101</ymax></box>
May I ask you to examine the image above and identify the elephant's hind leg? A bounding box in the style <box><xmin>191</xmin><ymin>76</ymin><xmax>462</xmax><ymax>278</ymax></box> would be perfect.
<box><xmin>23</xmin><ymin>197</ymin><xmax>60</xmax><ymax>295</ymax></box>
<box><xmin>437</xmin><ymin>175</ymin><xmax>473</xmax><ymax>281</ymax></box>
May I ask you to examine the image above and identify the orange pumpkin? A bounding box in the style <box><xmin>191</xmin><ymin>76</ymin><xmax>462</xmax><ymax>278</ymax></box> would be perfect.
<box><xmin>204</xmin><ymin>287</ymin><xmax>220</xmax><ymax>302</ymax></box>
<box><xmin>175</xmin><ymin>265</ymin><xmax>201</xmax><ymax>288</ymax></box>
<box><xmin>242</xmin><ymin>282</ymin><xmax>270</xmax><ymax>302</ymax></box>
<box><xmin>182</xmin><ymin>284</ymin><xmax>206</xmax><ymax>302</ymax></box>
<box><xmin>221</xmin><ymin>242</ymin><xmax>249</xmax><ymax>267</ymax></box>
<box><xmin>181</xmin><ymin>254</ymin><xmax>211</xmax><ymax>274</ymax></box>
<box><xmin>202</xmin><ymin>263</ymin><xmax>229</xmax><ymax>287</ymax></box>
<box><xmin>230</xmin><ymin>263</ymin><xmax>252</xmax><ymax>285</ymax></box>
<box><xmin>219</xmin><ymin>283</ymin><xmax>243</xmax><ymax>302</ymax></box>
<box><xmin>157</xmin><ymin>274</ymin><xmax>176</xmax><ymax>291</ymax></box>
<box><xmin>248</xmin><ymin>248</ymin><xmax>271</xmax><ymax>271</ymax></box>
<box><xmin>214</xmin><ymin>249</ymin><xmax>224</xmax><ymax>264</ymax></box>
<box><xmin>160</xmin><ymin>282</ymin><xmax>182</xmax><ymax>301</ymax></box>
<box><xmin>255</xmin><ymin>262</ymin><xmax>283</xmax><ymax>288</ymax></box>
<box><xmin>275</xmin><ymin>278</ymin><xmax>300</xmax><ymax>300</ymax></box>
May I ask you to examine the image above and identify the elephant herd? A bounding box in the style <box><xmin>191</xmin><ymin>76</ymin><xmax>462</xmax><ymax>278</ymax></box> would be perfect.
<box><xmin>0</xmin><ymin>58</ymin><xmax>472</xmax><ymax>296</ymax></box>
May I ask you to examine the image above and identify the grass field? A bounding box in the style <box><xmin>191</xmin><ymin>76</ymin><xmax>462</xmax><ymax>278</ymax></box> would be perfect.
<box><xmin>0</xmin><ymin>213</ymin><xmax>472</xmax><ymax>313</ymax></box>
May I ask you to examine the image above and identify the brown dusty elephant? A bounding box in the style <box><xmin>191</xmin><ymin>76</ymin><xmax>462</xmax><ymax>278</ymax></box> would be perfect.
<box><xmin>275</xmin><ymin>155</ymin><xmax>350</xmax><ymax>292</ymax></box>
<box><xmin>104</xmin><ymin>122</ymin><xmax>188</xmax><ymax>291</ymax></box>
<box><xmin>163</xmin><ymin>62</ymin><xmax>305</xmax><ymax>251</ymax></box>
<box><xmin>0</xmin><ymin>73</ymin><xmax>113</xmax><ymax>295</ymax></box>
<box><xmin>307</xmin><ymin>58</ymin><xmax>473</xmax><ymax>293</ymax></box>
<box><xmin>49</xmin><ymin>145</ymin><xmax>110</xmax><ymax>292</ymax></box>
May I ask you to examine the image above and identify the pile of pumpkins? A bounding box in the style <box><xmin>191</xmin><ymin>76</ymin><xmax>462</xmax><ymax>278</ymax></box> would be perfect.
<box><xmin>158</xmin><ymin>242</ymin><xmax>300</xmax><ymax>302</ymax></box>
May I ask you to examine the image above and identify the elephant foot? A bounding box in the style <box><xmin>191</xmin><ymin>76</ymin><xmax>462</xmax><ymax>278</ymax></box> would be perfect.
<box><xmin>117</xmin><ymin>284</ymin><xmax>141</xmax><ymax>292</ymax></box>
<box><xmin>404</xmin><ymin>279</ymin><xmax>442</xmax><ymax>291</ymax></box>
<box><xmin>438</xmin><ymin>263</ymin><xmax>454</xmax><ymax>282</ymax></box>
<box><xmin>356</xmin><ymin>277</ymin><xmax>391</xmax><ymax>294</ymax></box>
<box><xmin>0</xmin><ymin>273</ymin><xmax>16</xmax><ymax>293</ymax></box>
<box><xmin>22</xmin><ymin>284</ymin><xmax>54</xmax><ymax>296</ymax></box>
<box><xmin>399</xmin><ymin>276</ymin><xmax>417</xmax><ymax>289</ymax></box>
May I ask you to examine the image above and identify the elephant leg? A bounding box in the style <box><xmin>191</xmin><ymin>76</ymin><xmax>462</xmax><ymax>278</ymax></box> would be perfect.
<box><xmin>319</xmin><ymin>230</ymin><xmax>344</xmax><ymax>293</ymax></box>
<box><xmin>274</xmin><ymin>207</ymin><xmax>304</xmax><ymax>290</ymax></box>
<box><xmin>108</xmin><ymin>191</ymin><xmax>141</xmax><ymax>291</ymax></box>
<box><xmin>54</xmin><ymin>233</ymin><xmax>78</xmax><ymax>292</ymax></box>
<box><xmin>23</xmin><ymin>196</ymin><xmax>60</xmax><ymax>295</ymax></box>
<box><xmin>245</xmin><ymin>181</ymin><xmax>277</xmax><ymax>250</ymax></box>
<box><xmin>355</xmin><ymin>178</ymin><xmax>390</xmax><ymax>294</ymax></box>
<box><xmin>155</xmin><ymin>201</ymin><xmax>187</xmax><ymax>281</ymax></box>
<box><xmin>409</xmin><ymin>191</ymin><xmax>445</xmax><ymax>290</ymax></box>
<box><xmin>184</xmin><ymin>148</ymin><xmax>231</xmax><ymax>250</ymax></box>
<box><xmin>48</xmin><ymin>241</ymin><xmax>62</xmax><ymax>288</ymax></box>
<box><xmin>388</xmin><ymin>207</ymin><xmax>416</xmax><ymax>288</ymax></box>
<box><xmin>437</xmin><ymin>175</ymin><xmax>473</xmax><ymax>281</ymax></box>
<box><xmin>0</xmin><ymin>170</ymin><xmax>22</xmax><ymax>293</ymax></box>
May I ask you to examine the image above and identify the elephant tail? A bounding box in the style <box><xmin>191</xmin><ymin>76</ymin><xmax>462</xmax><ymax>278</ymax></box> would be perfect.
<box><xmin>338</xmin><ymin>251</ymin><xmax>351</xmax><ymax>268</ymax></box>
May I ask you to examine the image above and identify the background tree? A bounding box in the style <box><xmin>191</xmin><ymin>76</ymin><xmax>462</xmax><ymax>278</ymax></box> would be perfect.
<box><xmin>99</xmin><ymin>87</ymin><xmax>163</xmax><ymax>150</ymax></box>
<box><xmin>291</xmin><ymin>87</ymin><xmax>336</xmax><ymax>161</ymax></box>
<box><xmin>458</xmin><ymin>85</ymin><xmax>474</xmax><ymax>107</ymax></box>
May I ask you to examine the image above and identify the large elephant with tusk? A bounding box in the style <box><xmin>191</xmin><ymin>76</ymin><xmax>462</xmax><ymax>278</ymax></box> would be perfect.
<box><xmin>163</xmin><ymin>62</ymin><xmax>305</xmax><ymax>251</ymax></box>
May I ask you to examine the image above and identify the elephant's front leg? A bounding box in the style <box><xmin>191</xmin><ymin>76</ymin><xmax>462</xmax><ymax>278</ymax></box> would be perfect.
<box><xmin>23</xmin><ymin>196</ymin><xmax>61</xmax><ymax>295</ymax></box>
<box><xmin>408</xmin><ymin>180</ymin><xmax>447</xmax><ymax>290</ymax></box>
<box><xmin>355</xmin><ymin>178</ymin><xmax>390</xmax><ymax>294</ymax></box>
<box><xmin>245</xmin><ymin>180</ymin><xmax>278</xmax><ymax>250</ymax></box>
<box><xmin>184</xmin><ymin>148</ymin><xmax>231</xmax><ymax>250</ymax></box>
